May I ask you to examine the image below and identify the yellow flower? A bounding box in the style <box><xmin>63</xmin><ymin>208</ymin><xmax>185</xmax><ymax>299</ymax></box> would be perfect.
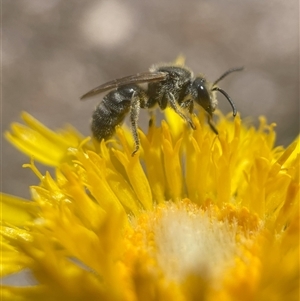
<box><xmin>1</xmin><ymin>110</ymin><xmax>299</xmax><ymax>301</ymax></box>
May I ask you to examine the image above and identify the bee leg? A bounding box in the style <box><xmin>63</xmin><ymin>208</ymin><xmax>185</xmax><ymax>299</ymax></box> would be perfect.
<box><xmin>168</xmin><ymin>92</ymin><xmax>196</xmax><ymax>130</ymax></box>
<box><xmin>130</xmin><ymin>92</ymin><xmax>141</xmax><ymax>156</ymax></box>
<box><xmin>148</xmin><ymin>111</ymin><xmax>155</xmax><ymax>128</ymax></box>
<box><xmin>180</xmin><ymin>99</ymin><xmax>194</xmax><ymax>114</ymax></box>
<box><xmin>187</xmin><ymin>100</ymin><xmax>194</xmax><ymax>114</ymax></box>
<box><xmin>207</xmin><ymin>114</ymin><xmax>218</xmax><ymax>135</ymax></box>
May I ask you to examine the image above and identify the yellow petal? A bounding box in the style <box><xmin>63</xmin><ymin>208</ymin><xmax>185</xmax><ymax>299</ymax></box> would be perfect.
<box><xmin>5</xmin><ymin>112</ymin><xmax>84</xmax><ymax>166</ymax></box>
<box><xmin>1</xmin><ymin>193</ymin><xmax>37</xmax><ymax>225</ymax></box>
<box><xmin>161</xmin><ymin>120</ymin><xmax>183</xmax><ymax>200</ymax></box>
<box><xmin>113</xmin><ymin>128</ymin><xmax>153</xmax><ymax>211</ymax></box>
<box><xmin>139</xmin><ymin>127</ymin><xmax>166</xmax><ymax>204</ymax></box>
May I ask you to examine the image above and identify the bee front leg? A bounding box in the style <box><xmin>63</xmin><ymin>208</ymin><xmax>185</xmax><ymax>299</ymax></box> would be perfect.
<box><xmin>168</xmin><ymin>92</ymin><xmax>196</xmax><ymax>130</ymax></box>
<box><xmin>179</xmin><ymin>99</ymin><xmax>194</xmax><ymax>114</ymax></box>
<box><xmin>148</xmin><ymin>111</ymin><xmax>155</xmax><ymax>128</ymax></box>
<box><xmin>130</xmin><ymin>92</ymin><xmax>141</xmax><ymax>156</ymax></box>
<box><xmin>187</xmin><ymin>100</ymin><xmax>194</xmax><ymax>115</ymax></box>
<box><xmin>207</xmin><ymin>114</ymin><xmax>218</xmax><ymax>135</ymax></box>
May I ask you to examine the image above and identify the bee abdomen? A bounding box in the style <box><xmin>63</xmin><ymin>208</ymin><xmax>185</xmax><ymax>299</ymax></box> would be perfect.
<box><xmin>91</xmin><ymin>85</ymin><xmax>142</xmax><ymax>141</ymax></box>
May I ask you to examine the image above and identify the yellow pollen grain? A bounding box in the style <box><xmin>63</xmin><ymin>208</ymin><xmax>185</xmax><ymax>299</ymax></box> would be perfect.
<box><xmin>129</xmin><ymin>199</ymin><xmax>258</xmax><ymax>289</ymax></box>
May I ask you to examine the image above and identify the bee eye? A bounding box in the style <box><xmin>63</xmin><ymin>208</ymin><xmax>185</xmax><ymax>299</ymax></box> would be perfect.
<box><xmin>193</xmin><ymin>78</ymin><xmax>212</xmax><ymax>112</ymax></box>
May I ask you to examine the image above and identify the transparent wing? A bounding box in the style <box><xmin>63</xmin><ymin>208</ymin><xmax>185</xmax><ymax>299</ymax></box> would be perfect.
<box><xmin>80</xmin><ymin>71</ymin><xmax>168</xmax><ymax>100</ymax></box>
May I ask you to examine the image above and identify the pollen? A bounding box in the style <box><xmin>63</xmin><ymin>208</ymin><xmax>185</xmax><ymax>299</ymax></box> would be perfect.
<box><xmin>150</xmin><ymin>200</ymin><xmax>240</xmax><ymax>282</ymax></box>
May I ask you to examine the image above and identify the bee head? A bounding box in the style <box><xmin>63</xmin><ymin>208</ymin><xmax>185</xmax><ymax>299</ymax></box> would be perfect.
<box><xmin>192</xmin><ymin>76</ymin><xmax>217</xmax><ymax>116</ymax></box>
<box><xmin>193</xmin><ymin>67</ymin><xmax>244</xmax><ymax>118</ymax></box>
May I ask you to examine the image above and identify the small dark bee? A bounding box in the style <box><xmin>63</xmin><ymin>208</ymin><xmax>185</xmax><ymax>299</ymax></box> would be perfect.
<box><xmin>81</xmin><ymin>63</ymin><xmax>243</xmax><ymax>155</ymax></box>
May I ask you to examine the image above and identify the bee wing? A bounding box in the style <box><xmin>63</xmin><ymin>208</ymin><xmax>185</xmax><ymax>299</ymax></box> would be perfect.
<box><xmin>80</xmin><ymin>71</ymin><xmax>168</xmax><ymax>100</ymax></box>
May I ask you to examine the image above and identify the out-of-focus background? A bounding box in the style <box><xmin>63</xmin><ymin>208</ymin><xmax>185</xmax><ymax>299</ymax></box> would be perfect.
<box><xmin>2</xmin><ymin>0</ymin><xmax>299</xmax><ymax>199</ymax></box>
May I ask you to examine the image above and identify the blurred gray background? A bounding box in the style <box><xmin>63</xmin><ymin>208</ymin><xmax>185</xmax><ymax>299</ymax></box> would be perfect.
<box><xmin>2</xmin><ymin>0</ymin><xmax>299</xmax><ymax>199</ymax></box>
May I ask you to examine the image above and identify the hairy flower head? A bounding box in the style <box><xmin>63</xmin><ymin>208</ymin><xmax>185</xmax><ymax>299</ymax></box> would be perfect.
<box><xmin>1</xmin><ymin>109</ymin><xmax>299</xmax><ymax>301</ymax></box>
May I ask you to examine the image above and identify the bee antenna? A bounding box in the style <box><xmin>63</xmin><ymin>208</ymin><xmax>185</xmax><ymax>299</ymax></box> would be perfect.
<box><xmin>212</xmin><ymin>67</ymin><xmax>244</xmax><ymax>86</ymax></box>
<box><xmin>212</xmin><ymin>87</ymin><xmax>237</xmax><ymax>117</ymax></box>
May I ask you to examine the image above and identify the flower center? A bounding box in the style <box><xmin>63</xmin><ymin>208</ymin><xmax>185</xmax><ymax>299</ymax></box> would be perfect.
<box><xmin>127</xmin><ymin>199</ymin><xmax>254</xmax><ymax>287</ymax></box>
<box><xmin>152</xmin><ymin>200</ymin><xmax>239</xmax><ymax>282</ymax></box>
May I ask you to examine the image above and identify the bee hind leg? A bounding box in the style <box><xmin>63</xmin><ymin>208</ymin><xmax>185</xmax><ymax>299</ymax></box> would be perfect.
<box><xmin>130</xmin><ymin>92</ymin><xmax>143</xmax><ymax>156</ymax></box>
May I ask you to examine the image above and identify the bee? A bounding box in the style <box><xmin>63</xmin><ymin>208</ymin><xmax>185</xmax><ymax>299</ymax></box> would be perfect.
<box><xmin>81</xmin><ymin>62</ymin><xmax>243</xmax><ymax>155</ymax></box>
